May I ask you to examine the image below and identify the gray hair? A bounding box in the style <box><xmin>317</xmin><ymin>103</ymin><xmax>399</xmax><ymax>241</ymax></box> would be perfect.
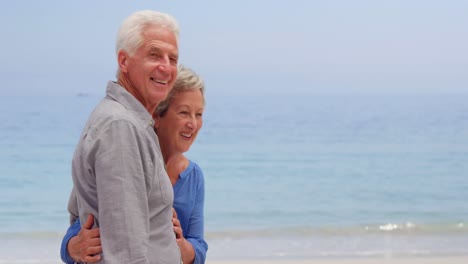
<box><xmin>116</xmin><ymin>10</ymin><xmax>179</xmax><ymax>57</ymax></box>
<box><xmin>155</xmin><ymin>65</ymin><xmax>205</xmax><ymax>117</ymax></box>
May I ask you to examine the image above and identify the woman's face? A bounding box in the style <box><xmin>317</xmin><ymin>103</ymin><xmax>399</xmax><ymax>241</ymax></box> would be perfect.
<box><xmin>155</xmin><ymin>89</ymin><xmax>204</xmax><ymax>154</ymax></box>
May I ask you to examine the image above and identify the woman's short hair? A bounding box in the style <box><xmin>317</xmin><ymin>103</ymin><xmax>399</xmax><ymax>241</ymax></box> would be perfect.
<box><xmin>155</xmin><ymin>65</ymin><xmax>205</xmax><ymax>117</ymax></box>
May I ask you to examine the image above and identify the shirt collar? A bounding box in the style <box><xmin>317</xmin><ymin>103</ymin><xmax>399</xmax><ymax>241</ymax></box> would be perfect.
<box><xmin>105</xmin><ymin>81</ymin><xmax>155</xmax><ymax>127</ymax></box>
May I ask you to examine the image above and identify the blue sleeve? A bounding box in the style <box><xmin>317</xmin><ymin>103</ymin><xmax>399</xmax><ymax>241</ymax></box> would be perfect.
<box><xmin>60</xmin><ymin>218</ymin><xmax>81</xmax><ymax>264</ymax></box>
<box><xmin>185</xmin><ymin>166</ymin><xmax>208</xmax><ymax>264</ymax></box>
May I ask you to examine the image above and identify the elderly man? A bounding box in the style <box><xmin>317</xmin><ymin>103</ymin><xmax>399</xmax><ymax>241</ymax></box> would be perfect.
<box><xmin>68</xmin><ymin>10</ymin><xmax>181</xmax><ymax>264</ymax></box>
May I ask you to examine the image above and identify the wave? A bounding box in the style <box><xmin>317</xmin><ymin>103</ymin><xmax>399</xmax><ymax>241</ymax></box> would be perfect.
<box><xmin>205</xmin><ymin>221</ymin><xmax>467</xmax><ymax>238</ymax></box>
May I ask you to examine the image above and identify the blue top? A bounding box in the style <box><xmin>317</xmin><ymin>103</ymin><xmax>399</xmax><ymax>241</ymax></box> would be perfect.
<box><xmin>61</xmin><ymin>160</ymin><xmax>208</xmax><ymax>264</ymax></box>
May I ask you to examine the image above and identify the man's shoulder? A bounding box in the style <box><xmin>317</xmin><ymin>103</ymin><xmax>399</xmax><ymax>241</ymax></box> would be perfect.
<box><xmin>90</xmin><ymin>98</ymin><xmax>138</xmax><ymax>125</ymax></box>
<box><xmin>93</xmin><ymin>96</ymin><xmax>127</xmax><ymax>116</ymax></box>
<box><xmin>81</xmin><ymin>98</ymin><xmax>147</xmax><ymax>141</ymax></box>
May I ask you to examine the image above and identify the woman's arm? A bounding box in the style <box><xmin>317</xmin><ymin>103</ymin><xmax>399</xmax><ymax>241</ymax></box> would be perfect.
<box><xmin>184</xmin><ymin>167</ymin><xmax>208</xmax><ymax>264</ymax></box>
<box><xmin>61</xmin><ymin>218</ymin><xmax>81</xmax><ymax>264</ymax></box>
<box><xmin>60</xmin><ymin>214</ymin><xmax>102</xmax><ymax>263</ymax></box>
<box><xmin>173</xmin><ymin>209</ymin><xmax>196</xmax><ymax>264</ymax></box>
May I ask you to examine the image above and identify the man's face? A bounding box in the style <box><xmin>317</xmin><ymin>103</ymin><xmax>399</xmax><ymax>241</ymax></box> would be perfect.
<box><xmin>120</xmin><ymin>25</ymin><xmax>179</xmax><ymax>110</ymax></box>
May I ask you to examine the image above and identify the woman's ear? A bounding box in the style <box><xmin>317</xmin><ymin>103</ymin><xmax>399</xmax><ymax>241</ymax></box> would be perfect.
<box><xmin>153</xmin><ymin>114</ymin><xmax>161</xmax><ymax>130</ymax></box>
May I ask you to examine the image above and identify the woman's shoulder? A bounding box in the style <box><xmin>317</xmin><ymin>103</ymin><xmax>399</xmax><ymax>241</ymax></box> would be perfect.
<box><xmin>188</xmin><ymin>160</ymin><xmax>202</xmax><ymax>170</ymax></box>
<box><xmin>184</xmin><ymin>160</ymin><xmax>205</xmax><ymax>181</ymax></box>
<box><xmin>166</xmin><ymin>154</ymin><xmax>189</xmax><ymax>181</ymax></box>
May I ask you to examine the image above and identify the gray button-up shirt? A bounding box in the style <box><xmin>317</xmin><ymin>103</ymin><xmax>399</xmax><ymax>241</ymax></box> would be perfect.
<box><xmin>69</xmin><ymin>81</ymin><xmax>181</xmax><ymax>264</ymax></box>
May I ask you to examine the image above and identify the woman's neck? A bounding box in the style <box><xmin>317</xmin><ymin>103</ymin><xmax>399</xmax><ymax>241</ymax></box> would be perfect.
<box><xmin>165</xmin><ymin>154</ymin><xmax>188</xmax><ymax>186</ymax></box>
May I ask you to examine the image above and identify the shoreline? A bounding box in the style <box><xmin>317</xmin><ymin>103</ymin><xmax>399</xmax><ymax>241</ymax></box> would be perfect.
<box><xmin>207</xmin><ymin>256</ymin><xmax>468</xmax><ymax>264</ymax></box>
<box><xmin>1</xmin><ymin>233</ymin><xmax>467</xmax><ymax>263</ymax></box>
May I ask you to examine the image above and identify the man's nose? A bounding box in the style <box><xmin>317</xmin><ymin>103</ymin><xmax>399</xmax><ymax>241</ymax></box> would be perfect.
<box><xmin>157</xmin><ymin>56</ymin><xmax>171</xmax><ymax>73</ymax></box>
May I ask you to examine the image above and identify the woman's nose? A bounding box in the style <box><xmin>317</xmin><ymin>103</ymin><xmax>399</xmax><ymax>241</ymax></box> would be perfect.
<box><xmin>187</xmin><ymin>117</ymin><xmax>197</xmax><ymax>129</ymax></box>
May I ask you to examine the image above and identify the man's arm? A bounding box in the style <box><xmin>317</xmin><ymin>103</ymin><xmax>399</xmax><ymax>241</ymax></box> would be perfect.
<box><xmin>92</xmin><ymin>120</ymin><xmax>151</xmax><ymax>264</ymax></box>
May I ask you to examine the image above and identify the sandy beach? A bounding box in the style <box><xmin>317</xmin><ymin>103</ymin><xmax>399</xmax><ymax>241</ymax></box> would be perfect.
<box><xmin>207</xmin><ymin>257</ymin><xmax>468</xmax><ymax>264</ymax></box>
<box><xmin>2</xmin><ymin>235</ymin><xmax>467</xmax><ymax>264</ymax></box>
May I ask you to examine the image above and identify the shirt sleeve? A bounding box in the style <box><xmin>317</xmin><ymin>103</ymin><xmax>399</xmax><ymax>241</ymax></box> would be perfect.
<box><xmin>91</xmin><ymin>120</ymin><xmax>151</xmax><ymax>264</ymax></box>
<box><xmin>67</xmin><ymin>189</ymin><xmax>79</xmax><ymax>225</ymax></box>
<box><xmin>60</xmin><ymin>219</ymin><xmax>81</xmax><ymax>264</ymax></box>
<box><xmin>185</xmin><ymin>167</ymin><xmax>208</xmax><ymax>264</ymax></box>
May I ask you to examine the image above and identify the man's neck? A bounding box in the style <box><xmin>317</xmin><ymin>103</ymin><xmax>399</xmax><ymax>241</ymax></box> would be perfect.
<box><xmin>117</xmin><ymin>75</ymin><xmax>157</xmax><ymax>114</ymax></box>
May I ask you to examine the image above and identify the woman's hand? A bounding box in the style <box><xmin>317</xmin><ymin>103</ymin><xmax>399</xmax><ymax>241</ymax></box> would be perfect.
<box><xmin>172</xmin><ymin>208</ymin><xmax>195</xmax><ymax>264</ymax></box>
<box><xmin>172</xmin><ymin>208</ymin><xmax>183</xmax><ymax>239</ymax></box>
<box><xmin>67</xmin><ymin>214</ymin><xmax>102</xmax><ymax>263</ymax></box>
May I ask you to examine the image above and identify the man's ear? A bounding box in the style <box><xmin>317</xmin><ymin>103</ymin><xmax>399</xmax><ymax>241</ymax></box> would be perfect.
<box><xmin>118</xmin><ymin>50</ymin><xmax>129</xmax><ymax>73</ymax></box>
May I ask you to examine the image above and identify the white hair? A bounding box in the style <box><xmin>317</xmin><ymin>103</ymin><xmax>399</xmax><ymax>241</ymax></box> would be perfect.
<box><xmin>116</xmin><ymin>10</ymin><xmax>179</xmax><ymax>57</ymax></box>
<box><xmin>155</xmin><ymin>65</ymin><xmax>205</xmax><ymax>117</ymax></box>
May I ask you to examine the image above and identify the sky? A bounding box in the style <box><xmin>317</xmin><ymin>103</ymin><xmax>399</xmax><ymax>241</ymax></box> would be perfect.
<box><xmin>1</xmin><ymin>0</ymin><xmax>467</xmax><ymax>96</ymax></box>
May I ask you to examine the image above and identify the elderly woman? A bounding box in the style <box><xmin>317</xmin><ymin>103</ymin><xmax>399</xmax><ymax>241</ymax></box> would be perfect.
<box><xmin>61</xmin><ymin>65</ymin><xmax>208</xmax><ymax>264</ymax></box>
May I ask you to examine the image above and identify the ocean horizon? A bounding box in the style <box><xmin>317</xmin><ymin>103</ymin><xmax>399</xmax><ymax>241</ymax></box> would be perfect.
<box><xmin>1</xmin><ymin>92</ymin><xmax>467</xmax><ymax>261</ymax></box>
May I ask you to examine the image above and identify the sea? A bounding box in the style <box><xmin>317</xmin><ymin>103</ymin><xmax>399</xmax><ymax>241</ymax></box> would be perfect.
<box><xmin>0</xmin><ymin>91</ymin><xmax>467</xmax><ymax>263</ymax></box>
